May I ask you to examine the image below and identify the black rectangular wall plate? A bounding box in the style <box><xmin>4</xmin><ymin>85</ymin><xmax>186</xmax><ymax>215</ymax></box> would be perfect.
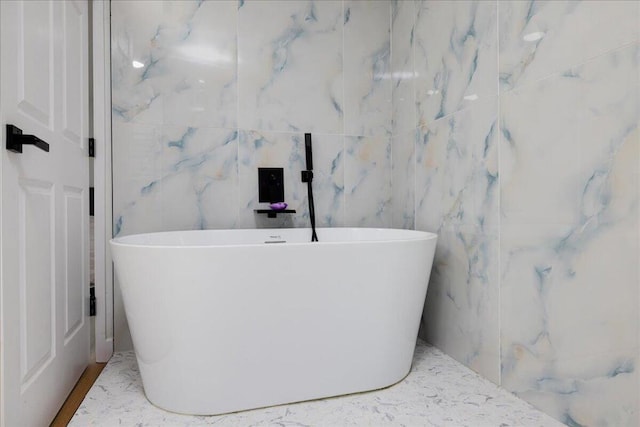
<box><xmin>258</xmin><ymin>167</ymin><xmax>285</xmax><ymax>203</ymax></box>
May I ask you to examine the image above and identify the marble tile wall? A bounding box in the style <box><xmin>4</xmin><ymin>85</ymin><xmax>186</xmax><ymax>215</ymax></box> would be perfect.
<box><xmin>111</xmin><ymin>0</ymin><xmax>392</xmax><ymax>349</ymax></box>
<box><xmin>112</xmin><ymin>0</ymin><xmax>639</xmax><ymax>424</ymax></box>
<box><xmin>112</xmin><ymin>0</ymin><xmax>392</xmax><ymax>237</ymax></box>
<box><xmin>392</xmin><ymin>0</ymin><xmax>640</xmax><ymax>425</ymax></box>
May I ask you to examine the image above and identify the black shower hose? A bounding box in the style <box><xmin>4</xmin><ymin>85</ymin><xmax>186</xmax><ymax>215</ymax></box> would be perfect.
<box><xmin>307</xmin><ymin>179</ymin><xmax>318</xmax><ymax>242</ymax></box>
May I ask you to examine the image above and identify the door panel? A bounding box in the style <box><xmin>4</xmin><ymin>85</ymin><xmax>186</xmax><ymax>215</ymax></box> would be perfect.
<box><xmin>18</xmin><ymin>1</ymin><xmax>52</xmax><ymax>126</ymax></box>
<box><xmin>62</xmin><ymin>1</ymin><xmax>83</xmax><ymax>145</ymax></box>
<box><xmin>20</xmin><ymin>180</ymin><xmax>55</xmax><ymax>388</ymax></box>
<box><xmin>64</xmin><ymin>186</ymin><xmax>84</xmax><ymax>341</ymax></box>
<box><xmin>1</xmin><ymin>0</ymin><xmax>90</xmax><ymax>425</ymax></box>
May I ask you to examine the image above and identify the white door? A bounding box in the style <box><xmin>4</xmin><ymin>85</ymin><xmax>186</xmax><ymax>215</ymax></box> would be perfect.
<box><xmin>0</xmin><ymin>0</ymin><xmax>90</xmax><ymax>426</ymax></box>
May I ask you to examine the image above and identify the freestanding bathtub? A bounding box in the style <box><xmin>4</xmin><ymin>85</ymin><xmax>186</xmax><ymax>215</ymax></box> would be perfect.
<box><xmin>110</xmin><ymin>227</ymin><xmax>437</xmax><ymax>416</ymax></box>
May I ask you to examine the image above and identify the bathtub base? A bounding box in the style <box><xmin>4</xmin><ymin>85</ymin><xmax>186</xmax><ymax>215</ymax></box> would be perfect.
<box><xmin>142</xmin><ymin>356</ymin><xmax>414</xmax><ymax>416</ymax></box>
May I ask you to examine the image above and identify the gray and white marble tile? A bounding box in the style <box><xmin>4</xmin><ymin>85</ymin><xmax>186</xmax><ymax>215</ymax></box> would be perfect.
<box><xmin>413</xmin><ymin>96</ymin><xmax>499</xmax><ymax>384</ymax></box>
<box><xmin>499</xmin><ymin>0</ymin><xmax>639</xmax><ymax>92</ymax></box>
<box><xmin>500</xmin><ymin>44</ymin><xmax>639</xmax><ymax>426</ymax></box>
<box><xmin>237</xmin><ymin>130</ymin><xmax>344</xmax><ymax>229</ymax></box>
<box><xmin>111</xmin><ymin>1</ymin><xmax>165</xmax><ymax>126</ymax></box>
<box><xmin>391</xmin><ymin>0</ymin><xmax>417</xmax><ymax>137</ymax></box>
<box><xmin>390</xmin><ymin>0</ymin><xmax>417</xmax><ymax>231</ymax></box>
<box><xmin>343</xmin><ymin>0</ymin><xmax>392</xmax><ymax>138</ymax></box>
<box><xmin>344</xmin><ymin>135</ymin><xmax>392</xmax><ymax>227</ymax></box>
<box><xmin>160</xmin><ymin>1</ymin><xmax>238</xmax><ymax>129</ymax></box>
<box><xmin>70</xmin><ymin>341</ymin><xmax>563</xmax><ymax>427</ymax></box>
<box><xmin>111</xmin><ymin>1</ymin><xmax>237</xmax><ymax>128</ymax></box>
<box><xmin>421</xmin><ymin>227</ymin><xmax>500</xmax><ymax>384</ymax></box>
<box><xmin>415</xmin><ymin>97</ymin><xmax>499</xmax><ymax>234</ymax></box>
<box><xmin>500</xmin><ymin>45</ymin><xmax>639</xmax><ymax>226</ymax></box>
<box><xmin>113</xmin><ymin>125</ymin><xmax>239</xmax><ymax>237</ymax></box>
<box><xmin>392</xmin><ymin>130</ymin><xmax>415</xmax><ymax>230</ymax></box>
<box><xmin>501</xmin><ymin>225</ymin><xmax>639</xmax><ymax>426</ymax></box>
<box><xmin>415</xmin><ymin>0</ymin><xmax>498</xmax><ymax>126</ymax></box>
<box><xmin>238</xmin><ymin>0</ymin><xmax>344</xmax><ymax>134</ymax></box>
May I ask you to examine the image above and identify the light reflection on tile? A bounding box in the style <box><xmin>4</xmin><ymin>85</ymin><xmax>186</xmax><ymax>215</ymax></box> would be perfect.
<box><xmin>391</xmin><ymin>0</ymin><xmax>417</xmax><ymax>136</ymax></box>
<box><xmin>111</xmin><ymin>1</ymin><xmax>237</xmax><ymax>128</ymax></box>
<box><xmin>499</xmin><ymin>1</ymin><xmax>639</xmax><ymax>92</ymax></box>
<box><xmin>414</xmin><ymin>1</ymin><xmax>498</xmax><ymax>125</ymax></box>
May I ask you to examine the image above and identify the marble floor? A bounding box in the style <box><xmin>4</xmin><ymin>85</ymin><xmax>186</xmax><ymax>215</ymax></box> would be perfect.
<box><xmin>70</xmin><ymin>340</ymin><xmax>563</xmax><ymax>426</ymax></box>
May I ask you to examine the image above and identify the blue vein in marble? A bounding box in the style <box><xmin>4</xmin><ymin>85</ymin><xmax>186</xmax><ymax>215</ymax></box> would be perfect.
<box><xmin>115</xmin><ymin>130</ymin><xmax>238</xmax><ymax>235</ymax></box>
<box><xmin>255</xmin><ymin>2</ymin><xmax>342</xmax><ymax>127</ymax></box>
<box><xmin>525</xmin><ymin>1</ymin><xmax>537</xmax><ymax>23</ymax></box>
<box><xmin>372</xmin><ymin>46</ymin><xmax>390</xmax><ymax>86</ymax></box>
<box><xmin>324</xmin><ymin>182</ymin><xmax>344</xmax><ymax>226</ymax></box>
<box><xmin>141</xmin><ymin>180</ymin><xmax>158</xmax><ymax>196</ymax></box>
<box><xmin>167</xmin><ymin>127</ymin><xmax>196</xmax><ymax>151</ymax></box>
<box><xmin>499</xmin><ymin>1</ymin><xmax>546</xmax><ymax>89</ymax></box>
<box><xmin>249</xmin><ymin>134</ymin><xmax>267</xmax><ymax>153</ymax></box>
<box><xmin>562</xmin><ymin>70</ymin><xmax>581</xmax><ymax>79</ymax></box>
<box><xmin>331</xmin><ymin>96</ymin><xmax>343</xmax><ymax>115</ymax></box>
<box><xmin>533</xmin><ymin>265</ymin><xmax>551</xmax><ymax>292</ymax></box>
<box><xmin>194</xmin><ymin>179</ymin><xmax>213</xmax><ymax>229</ymax></box>
<box><xmin>272</xmin><ymin>27</ymin><xmax>304</xmax><ymax>75</ymax></box>
<box><xmin>260</xmin><ymin>4</ymin><xmax>317</xmax><ymax>95</ymax></box>
<box><xmin>553</xmin><ymin>122</ymin><xmax>637</xmax><ymax>260</ymax></box>
<box><xmin>434</xmin><ymin>71</ymin><xmax>449</xmax><ymax>121</ymax></box>
<box><xmin>173</xmin><ymin>131</ymin><xmax>237</xmax><ymax>174</ymax></box>
<box><xmin>114</xmin><ymin>215</ymin><xmax>123</xmax><ymax>237</ymax></box>
<box><xmin>112</xmin><ymin>93</ymin><xmax>160</xmax><ymax>122</ymax></box>
<box><xmin>305</xmin><ymin>2</ymin><xmax>317</xmax><ymax>23</ymax></box>
<box><xmin>140</xmin><ymin>56</ymin><xmax>161</xmax><ymax>82</ymax></box>
<box><xmin>290</xmin><ymin>135</ymin><xmax>305</xmax><ymax>165</ymax></box>
<box><xmin>113</xmin><ymin>199</ymin><xmax>138</xmax><ymax>237</ymax></box>
<box><xmin>501</xmin><ymin>85</ymin><xmax>638</xmax><ymax>400</ymax></box>
<box><xmin>536</xmin><ymin>377</ymin><xmax>578</xmax><ymax>395</ymax></box>
<box><xmin>608</xmin><ymin>359</ymin><xmax>634</xmax><ymax>377</ymax></box>
<box><xmin>564</xmin><ymin>414</ymin><xmax>585</xmax><ymax>427</ymax></box>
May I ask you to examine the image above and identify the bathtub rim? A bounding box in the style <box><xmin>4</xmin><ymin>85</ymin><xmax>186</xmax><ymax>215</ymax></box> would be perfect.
<box><xmin>110</xmin><ymin>227</ymin><xmax>437</xmax><ymax>250</ymax></box>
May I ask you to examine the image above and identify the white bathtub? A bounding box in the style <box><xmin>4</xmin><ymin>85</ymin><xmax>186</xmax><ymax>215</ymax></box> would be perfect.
<box><xmin>110</xmin><ymin>227</ymin><xmax>437</xmax><ymax>415</ymax></box>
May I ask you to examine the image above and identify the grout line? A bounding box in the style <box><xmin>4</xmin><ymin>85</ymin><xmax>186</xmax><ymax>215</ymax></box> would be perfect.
<box><xmin>496</xmin><ymin>0</ymin><xmax>502</xmax><ymax>387</ymax></box>
<box><xmin>411</xmin><ymin>1</ymin><xmax>418</xmax><ymax>230</ymax></box>
<box><xmin>236</xmin><ymin>0</ymin><xmax>241</xmax><ymax>228</ymax></box>
<box><xmin>342</xmin><ymin>0</ymin><xmax>347</xmax><ymax>226</ymax></box>
<box><xmin>389</xmin><ymin>0</ymin><xmax>394</xmax><ymax>228</ymax></box>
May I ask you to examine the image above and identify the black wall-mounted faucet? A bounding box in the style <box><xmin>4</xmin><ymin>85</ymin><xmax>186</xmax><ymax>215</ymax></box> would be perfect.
<box><xmin>301</xmin><ymin>133</ymin><xmax>318</xmax><ymax>242</ymax></box>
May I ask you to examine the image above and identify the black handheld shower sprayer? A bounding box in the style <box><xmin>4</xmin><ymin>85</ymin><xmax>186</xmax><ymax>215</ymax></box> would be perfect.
<box><xmin>301</xmin><ymin>133</ymin><xmax>318</xmax><ymax>242</ymax></box>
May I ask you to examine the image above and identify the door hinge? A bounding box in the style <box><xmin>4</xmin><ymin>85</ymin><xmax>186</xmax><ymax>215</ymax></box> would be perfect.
<box><xmin>89</xmin><ymin>286</ymin><xmax>96</xmax><ymax>317</ymax></box>
<box><xmin>90</xmin><ymin>187</ymin><xmax>94</xmax><ymax>216</ymax></box>
<box><xmin>88</xmin><ymin>137</ymin><xmax>95</xmax><ymax>158</ymax></box>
